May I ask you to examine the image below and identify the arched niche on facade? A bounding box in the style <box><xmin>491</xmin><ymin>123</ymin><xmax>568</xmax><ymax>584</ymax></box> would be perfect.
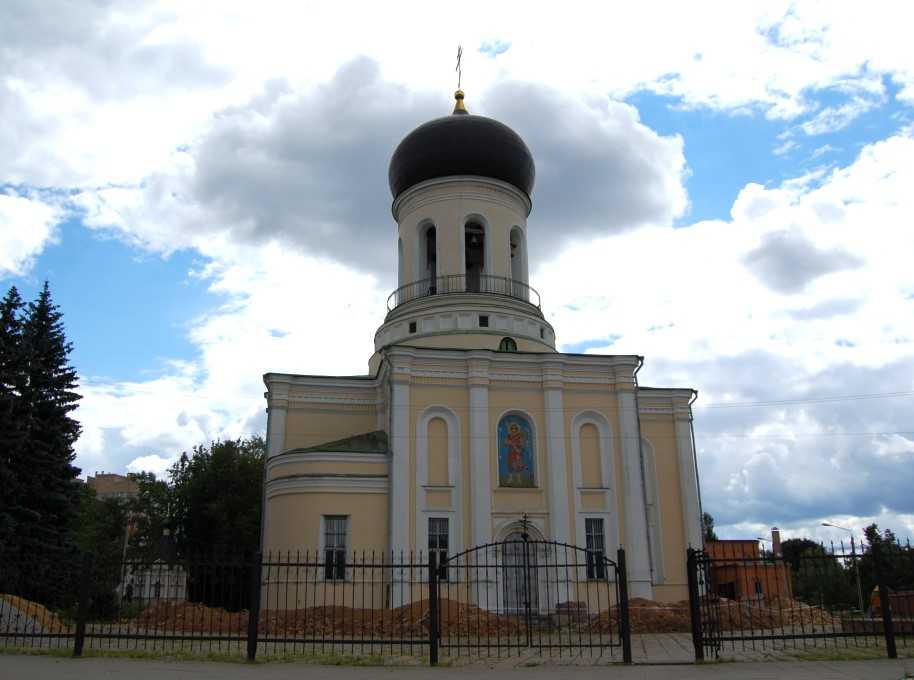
<box><xmin>570</xmin><ymin>410</ymin><xmax>620</xmax><ymax>567</ymax></box>
<box><xmin>415</xmin><ymin>405</ymin><xmax>463</xmax><ymax>557</ymax></box>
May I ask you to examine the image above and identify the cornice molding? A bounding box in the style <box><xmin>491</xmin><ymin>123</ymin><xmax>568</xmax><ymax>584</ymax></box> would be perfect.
<box><xmin>392</xmin><ymin>176</ymin><xmax>532</xmax><ymax>222</ymax></box>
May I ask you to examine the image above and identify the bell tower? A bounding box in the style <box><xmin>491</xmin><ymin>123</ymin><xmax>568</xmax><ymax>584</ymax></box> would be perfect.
<box><xmin>372</xmin><ymin>91</ymin><xmax>556</xmax><ymax>369</ymax></box>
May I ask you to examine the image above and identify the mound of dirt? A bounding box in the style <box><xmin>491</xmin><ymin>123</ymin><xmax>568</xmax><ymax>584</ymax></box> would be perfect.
<box><xmin>0</xmin><ymin>594</ymin><xmax>72</xmax><ymax>634</ymax></box>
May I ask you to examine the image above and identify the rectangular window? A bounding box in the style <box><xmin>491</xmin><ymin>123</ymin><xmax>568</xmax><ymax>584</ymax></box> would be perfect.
<box><xmin>428</xmin><ymin>517</ymin><xmax>449</xmax><ymax>582</ymax></box>
<box><xmin>585</xmin><ymin>518</ymin><xmax>607</xmax><ymax>580</ymax></box>
<box><xmin>324</xmin><ymin>516</ymin><xmax>347</xmax><ymax>580</ymax></box>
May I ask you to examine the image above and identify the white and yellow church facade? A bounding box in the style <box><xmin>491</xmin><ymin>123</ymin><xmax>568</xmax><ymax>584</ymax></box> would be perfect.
<box><xmin>260</xmin><ymin>91</ymin><xmax>703</xmax><ymax>603</ymax></box>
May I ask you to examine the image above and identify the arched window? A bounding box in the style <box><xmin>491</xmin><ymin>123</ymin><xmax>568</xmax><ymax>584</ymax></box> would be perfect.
<box><xmin>464</xmin><ymin>220</ymin><xmax>485</xmax><ymax>292</ymax></box>
<box><xmin>497</xmin><ymin>413</ymin><xmax>535</xmax><ymax>487</ymax></box>
<box><xmin>498</xmin><ymin>337</ymin><xmax>518</xmax><ymax>352</ymax></box>
<box><xmin>509</xmin><ymin>226</ymin><xmax>528</xmax><ymax>300</ymax></box>
<box><xmin>397</xmin><ymin>237</ymin><xmax>404</xmax><ymax>286</ymax></box>
<box><xmin>418</xmin><ymin>223</ymin><xmax>437</xmax><ymax>295</ymax></box>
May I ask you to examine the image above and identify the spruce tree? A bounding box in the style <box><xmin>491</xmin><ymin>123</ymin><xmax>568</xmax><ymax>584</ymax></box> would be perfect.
<box><xmin>0</xmin><ymin>286</ymin><xmax>27</xmax><ymax>584</ymax></box>
<box><xmin>17</xmin><ymin>282</ymin><xmax>82</xmax><ymax>603</ymax></box>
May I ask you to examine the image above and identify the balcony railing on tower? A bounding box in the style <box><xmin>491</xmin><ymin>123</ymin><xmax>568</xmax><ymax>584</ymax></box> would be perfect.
<box><xmin>387</xmin><ymin>274</ymin><xmax>541</xmax><ymax>311</ymax></box>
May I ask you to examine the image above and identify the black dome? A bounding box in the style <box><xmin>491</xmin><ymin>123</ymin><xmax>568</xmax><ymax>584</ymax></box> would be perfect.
<box><xmin>389</xmin><ymin>109</ymin><xmax>535</xmax><ymax>199</ymax></box>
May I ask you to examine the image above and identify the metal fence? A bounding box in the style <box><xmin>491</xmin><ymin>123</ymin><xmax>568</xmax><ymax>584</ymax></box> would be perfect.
<box><xmin>687</xmin><ymin>538</ymin><xmax>914</xmax><ymax>660</ymax></box>
<box><xmin>2</xmin><ymin>542</ymin><xmax>630</xmax><ymax>662</ymax></box>
<box><xmin>387</xmin><ymin>274</ymin><xmax>541</xmax><ymax>310</ymax></box>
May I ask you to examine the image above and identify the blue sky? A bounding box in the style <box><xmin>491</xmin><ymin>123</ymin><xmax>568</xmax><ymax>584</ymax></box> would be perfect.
<box><xmin>2</xmin><ymin>1</ymin><xmax>913</xmax><ymax>542</ymax></box>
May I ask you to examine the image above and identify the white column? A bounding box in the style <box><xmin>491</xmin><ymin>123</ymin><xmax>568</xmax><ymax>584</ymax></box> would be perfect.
<box><xmin>266</xmin><ymin>406</ymin><xmax>287</xmax><ymax>459</ymax></box>
<box><xmin>675</xmin><ymin>414</ymin><xmax>703</xmax><ymax>550</ymax></box>
<box><xmin>469</xmin><ymin>383</ymin><xmax>492</xmax><ymax>546</ymax></box>
<box><xmin>618</xmin><ymin>390</ymin><xmax>653</xmax><ymax>599</ymax></box>
<box><xmin>389</xmin><ymin>379</ymin><xmax>411</xmax><ymax>555</ymax></box>
<box><xmin>389</xmin><ymin>371</ymin><xmax>411</xmax><ymax>607</ymax></box>
<box><xmin>265</xmin><ymin>383</ymin><xmax>289</xmax><ymax>459</ymax></box>
<box><xmin>544</xmin><ymin>385</ymin><xmax>571</xmax><ymax>544</ymax></box>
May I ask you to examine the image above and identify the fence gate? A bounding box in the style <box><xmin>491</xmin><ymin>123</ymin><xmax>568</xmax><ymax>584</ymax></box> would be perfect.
<box><xmin>686</xmin><ymin>548</ymin><xmax>722</xmax><ymax>660</ymax></box>
<box><xmin>432</xmin><ymin>538</ymin><xmax>631</xmax><ymax>662</ymax></box>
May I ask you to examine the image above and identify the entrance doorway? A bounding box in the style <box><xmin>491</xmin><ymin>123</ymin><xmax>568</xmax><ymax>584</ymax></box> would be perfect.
<box><xmin>502</xmin><ymin>532</ymin><xmax>539</xmax><ymax>614</ymax></box>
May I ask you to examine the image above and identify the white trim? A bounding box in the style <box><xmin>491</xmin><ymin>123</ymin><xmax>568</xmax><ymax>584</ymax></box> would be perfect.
<box><xmin>675</xmin><ymin>417</ymin><xmax>703</xmax><ymax>550</ymax></box>
<box><xmin>416</xmin><ymin>406</ymin><xmax>464</xmax><ymax>557</ymax></box>
<box><xmin>570</xmin><ymin>411</ymin><xmax>619</xmax><ymax>565</ymax></box>
<box><xmin>390</xmin><ymin>381</ymin><xmax>411</xmax><ymax>555</ymax></box>
<box><xmin>266</xmin><ymin>476</ymin><xmax>388</xmax><ymax>498</ymax></box>
<box><xmin>267</xmin><ymin>451</ymin><xmax>388</xmax><ymax>473</ymax></box>
<box><xmin>392</xmin><ymin>176</ymin><xmax>532</xmax><ymax>221</ymax></box>
<box><xmin>618</xmin><ymin>390</ymin><xmax>653</xmax><ymax>599</ymax></box>
<box><xmin>469</xmin><ymin>381</ymin><xmax>492</xmax><ymax>547</ymax></box>
<box><xmin>544</xmin><ymin>388</ymin><xmax>571</xmax><ymax>544</ymax></box>
<box><xmin>642</xmin><ymin>437</ymin><xmax>665</xmax><ymax>584</ymax></box>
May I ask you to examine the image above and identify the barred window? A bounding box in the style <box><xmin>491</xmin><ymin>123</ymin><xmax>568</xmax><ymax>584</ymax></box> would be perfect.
<box><xmin>428</xmin><ymin>518</ymin><xmax>449</xmax><ymax>581</ymax></box>
<box><xmin>324</xmin><ymin>516</ymin><xmax>347</xmax><ymax>580</ymax></box>
<box><xmin>585</xmin><ymin>518</ymin><xmax>607</xmax><ymax>580</ymax></box>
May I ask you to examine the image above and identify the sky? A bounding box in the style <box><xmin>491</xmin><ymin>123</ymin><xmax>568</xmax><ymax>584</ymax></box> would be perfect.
<box><xmin>2</xmin><ymin>0</ymin><xmax>913</xmax><ymax>544</ymax></box>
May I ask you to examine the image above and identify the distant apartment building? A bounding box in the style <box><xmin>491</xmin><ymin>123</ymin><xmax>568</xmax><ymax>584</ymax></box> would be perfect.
<box><xmin>86</xmin><ymin>472</ymin><xmax>139</xmax><ymax>500</ymax></box>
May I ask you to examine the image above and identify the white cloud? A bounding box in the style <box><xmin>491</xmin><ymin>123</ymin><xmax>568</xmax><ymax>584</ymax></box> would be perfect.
<box><xmin>799</xmin><ymin>97</ymin><xmax>881</xmax><ymax>136</ymax></box>
<box><xmin>126</xmin><ymin>454</ymin><xmax>176</xmax><ymax>478</ymax></box>
<box><xmin>4</xmin><ymin>2</ymin><xmax>914</xmax><ymax>192</ymax></box>
<box><xmin>73</xmin><ymin>241</ymin><xmax>387</xmax><ymax>475</ymax></box>
<box><xmin>538</xmin><ymin>129</ymin><xmax>914</xmax><ymax>534</ymax></box>
<box><xmin>0</xmin><ymin>189</ymin><xmax>63</xmax><ymax>278</ymax></box>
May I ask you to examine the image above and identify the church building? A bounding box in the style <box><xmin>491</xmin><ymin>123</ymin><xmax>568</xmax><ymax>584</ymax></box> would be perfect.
<box><xmin>260</xmin><ymin>90</ymin><xmax>703</xmax><ymax>603</ymax></box>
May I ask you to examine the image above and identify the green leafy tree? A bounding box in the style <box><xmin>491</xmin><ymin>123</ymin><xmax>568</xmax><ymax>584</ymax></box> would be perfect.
<box><xmin>857</xmin><ymin>524</ymin><xmax>914</xmax><ymax>597</ymax></box>
<box><xmin>702</xmin><ymin>512</ymin><xmax>718</xmax><ymax>542</ymax></box>
<box><xmin>168</xmin><ymin>436</ymin><xmax>265</xmax><ymax>558</ymax></box>
<box><xmin>74</xmin><ymin>485</ymin><xmax>130</xmax><ymax>617</ymax></box>
<box><xmin>126</xmin><ymin>471</ymin><xmax>173</xmax><ymax>564</ymax></box>
<box><xmin>781</xmin><ymin>538</ymin><xmax>856</xmax><ymax>609</ymax></box>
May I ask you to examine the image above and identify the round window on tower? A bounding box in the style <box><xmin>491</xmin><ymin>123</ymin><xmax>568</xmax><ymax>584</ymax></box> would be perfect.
<box><xmin>498</xmin><ymin>337</ymin><xmax>518</xmax><ymax>352</ymax></box>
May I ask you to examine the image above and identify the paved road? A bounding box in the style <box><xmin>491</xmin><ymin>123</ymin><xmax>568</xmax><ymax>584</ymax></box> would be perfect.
<box><xmin>2</xmin><ymin>656</ymin><xmax>913</xmax><ymax>680</ymax></box>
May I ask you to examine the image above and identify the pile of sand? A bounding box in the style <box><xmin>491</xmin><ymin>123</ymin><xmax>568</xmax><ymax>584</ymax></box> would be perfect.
<box><xmin>0</xmin><ymin>594</ymin><xmax>72</xmax><ymax>634</ymax></box>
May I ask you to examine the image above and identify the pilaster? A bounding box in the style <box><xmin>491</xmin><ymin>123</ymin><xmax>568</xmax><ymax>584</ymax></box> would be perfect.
<box><xmin>543</xmin><ymin>363</ymin><xmax>571</xmax><ymax>544</ymax></box>
<box><xmin>675</xmin><ymin>404</ymin><xmax>703</xmax><ymax>550</ymax></box>
<box><xmin>468</xmin><ymin>357</ymin><xmax>492</xmax><ymax>546</ymax></box>
<box><xmin>618</xmin><ymin>388</ymin><xmax>653</xmax><ymax>599</ymax></box>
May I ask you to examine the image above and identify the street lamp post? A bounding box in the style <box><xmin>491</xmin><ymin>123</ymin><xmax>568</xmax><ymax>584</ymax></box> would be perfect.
<box><xmin>822</xmin><ymin>522</ymin><xmax>864</xmax><ymax>612</ymax></box>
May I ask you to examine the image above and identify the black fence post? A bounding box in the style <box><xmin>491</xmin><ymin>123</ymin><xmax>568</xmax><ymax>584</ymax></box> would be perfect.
<box><xmin>428</xmin><ymin>551</ymin><xmax>439</xmax><ymax>666</ymax></box>
<box><xmin>686</xmin><ymin>548</ymin><xmax>704</xmax><ymax>662</ymax></box>
<box><xmin>874</xmin><ymin>544</ymin><xmax>897</xmax><ymax>659</ymax></box>
<box><xmin>616</xmin><ymin>547</ymin><xmax>632</xmax><ymax>664</ymax></box>
<box><xmin>72</xmin><ymin>552</ymin><xmax>92</xmax><ymax>658</ymax></box>
<box><xmin>246</xmin><ymin>552</ymin><xmax>263</xmax><ymax>662</ymax></box>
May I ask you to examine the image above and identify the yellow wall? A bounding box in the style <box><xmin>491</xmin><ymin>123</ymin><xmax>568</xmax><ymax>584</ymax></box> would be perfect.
<box><xmin>283</xmin><ymin>409</ymin><xmax>378</xmax><ymax>451</ymax></box>
<box><xmin>641</xmin><ymin>417</ymin><xmax>688</xmax><ymax>589</ymax></box>
<box><xmin>264</xmin><ymin>491</ymin><xmax>388</xmax><ymax>554</ymax></box>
